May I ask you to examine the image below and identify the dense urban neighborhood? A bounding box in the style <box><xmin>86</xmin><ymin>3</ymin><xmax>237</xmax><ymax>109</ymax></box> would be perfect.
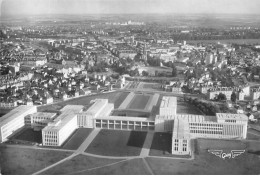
<box><xmin>1</xmin><ymin>1</ymin><xmax>260</xmax><ymax>175</ymax></box>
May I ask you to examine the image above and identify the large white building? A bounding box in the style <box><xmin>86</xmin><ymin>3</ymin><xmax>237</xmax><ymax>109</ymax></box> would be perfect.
<box><xmin>0</xmin><ymin>93</ymin><xmax>249</xmax><ymax>157</ymax></box>
<box><xmin>0</xmin><ymin>105</ymin><xmax>37</xmax><ymax>143</ymax></box>
<box><xmin>155</xmin><ymin>112</ymin><xmax>248</xmax><ymax>155</ymax></box>
<box><xmin>28</xmin><ymin>112</ymin><xmax>57</xmax><ymax>130</ymax></box>
<box><xmin>42</xmin><ymin>105</ymin><xmax>84</xmax><ymax>146</ymax></box>
<box><xmin>77</xmin><ymin>99</ymin><xmax>114</xmax><ymax>128</ymax></box>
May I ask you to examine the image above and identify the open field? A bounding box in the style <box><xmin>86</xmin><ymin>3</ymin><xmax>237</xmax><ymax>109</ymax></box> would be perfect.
<box><xmin>86</xmin><ymin>130</ymin><xmax>147</xmax><ymax>156</ymax></box>
<box><xmin>146</xmin><ymin>139</ymin><xmax>260</xmax><ymax>175</ymax></box>
<box><xmin>126</xmin><ymin>81</ymin><xmax>140</xmax><ymax>90</ymax></box>
<box><xmin>40</xmin><ymin>154</ymin><xmax>124</xmax><ymax>175</ymax></box>
<box><xmin>77</xmin><ymin>158</ymin><xmax>150</xmax><ymax>175</ymax></box>
<box><xmin>11</xmin><ymin>127</ymin><xmax>42</xmax><ymax>144</ymax></box>
<box><xmin>247</xmin><ymin>128</ymin><xmax>260</xmax><ymax>141</ymax></box>
<box><xmin>0</xmin><ymin>146</ymin><xmax>72</xmax><ymax>175</ymax></box>
<box><xmin>62</xmin><ymin>128</ymin><xmax>93</xmax><ymax>150</ymax></box>
<box><xmin>38</xmin><ymin>91</ymin><xmax>122</xmax><ymax>112</ymax></box>
<box><xmin>141</xmin><ymin>83</ymin><xmax>164</xmax><ymax>91</ymax></box>
<box><xmin>177</xmin><ymin>101</ymin><xmax>203</xmax><ymax>115</ymax></box>
<box><xmin>149</xmin><ymin>132</ymin><xmax>172</xmax><ymax>156</ymax></box>
<box><xmin>128</xmin><ymin>95</ymin><xmax>150</xmax><ymax>110</ymax></box>
<box><xmin>113</xmin><ymin>92</ymin><xmax>130</xmax><ymax>109</ymax></box>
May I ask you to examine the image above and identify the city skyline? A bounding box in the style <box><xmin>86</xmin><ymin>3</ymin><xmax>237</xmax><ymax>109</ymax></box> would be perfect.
<box><xmin>1</xmin><ymin>0</ymin><xmax>260</xmax><ymax>16</ymax></box>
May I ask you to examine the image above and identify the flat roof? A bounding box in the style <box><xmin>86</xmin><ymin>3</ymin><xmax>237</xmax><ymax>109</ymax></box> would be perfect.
<box><xmin>97</xmin><ymin>116</ymin><xmax>153</xmax><ymax>122</ymax></box>
<box><xmin>43</xmin><ymin>105</ymin><xmax>84</xmax><ymax>131</ymax></box>
<box><xmin>156</xmin><ymin>114</ymin><xmax>218</xmax><ymax>123</ymax></box>
<box><xmin>84</xmin><ymin>99</ymin><xmax>108</xmax><ymax>115</ymax></box>
<box><xmin>30</xmin><ymin>112</ymin><xmax>57</xmax><ymax>118</ymax></box>
<box><xmin>172</xmin><ymin>118</ymin><xmax>190</xmax><ymax>139</ymax></box>
<box><xmin>160</xmin><ymin>96</ymin><xmax>177</xmax><ymax>108</ymax></box>
<box><xmin>0</xmin><ymin>106</ymin><xmax>37</xmax><ymax>127</ymax></box>
<box><xmin>216</xmin><ymin>113</ymin><xmax>248</xmax><ymax>121</ymax></box>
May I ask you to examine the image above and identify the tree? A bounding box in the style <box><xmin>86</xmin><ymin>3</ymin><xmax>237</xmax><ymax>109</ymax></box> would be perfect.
<box><xmin>217</xmin><ymin>93</ymin><xmax>227</xmax><ymax>101</ymax></box>
<box><xmin>172</xmin><ymin>64</ymin><xmax>177</xmax><ymax>77</ymax></box>
<box><xmin>142</xmin><ymin>71</ymin><xmax>149</xmax><ymax>76</ymax></box>
<box><xmin>231</xmin><ymin>92</ymin><xmax>237</xmax><ymax>103</ymax></box>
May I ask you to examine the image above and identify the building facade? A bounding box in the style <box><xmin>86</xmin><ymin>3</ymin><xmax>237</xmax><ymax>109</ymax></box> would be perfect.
<box><xmin>0</xmin><ymin>106</ymin><xmax>37</xmax><ymax>142</ymax></box>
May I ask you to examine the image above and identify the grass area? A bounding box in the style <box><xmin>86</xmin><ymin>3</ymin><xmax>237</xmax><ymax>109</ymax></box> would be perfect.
<box><xmin>38</xmin><ymin>91</ymin><xmax>122</xmax><ymax>112</ymax></box>
<box><xmin>177</xmin><ymin>101</ymin><xmax>202</xmax><ymax>115</ymax></box>
<box><xmin>142</xmin><ymin>83</ymin><xmax>163</xmax><ymax>91</ymax></box>
<box><xmin>11</xmin><ymin>128</ymin><xmax>42</xmax><ymax>144</ymax></box>
<box><xmin>149</xmin><ymin>132</ymin><xmax>172</xmax><ymax>157</ymax></box>
<box><xmin>113</xmin><ymin>92</ymin><xmax>130</xmax><ymax>109</ymax></box>
<box><xmin>62</xmin><ymin>128</ymin><xmax>93</xmax><ymax>150</ymax></box>
<box><xmin>247</xmin><ymin>129</ymin><xmax>260</xmax><ymax>141</ymax></box>
<box><xmin>128</xmin><ymin>82</ymin><xmax>140</xmax><ymax>89</ymax></box>
<box><xmin>146</xmin><ymin>139</ymin><xmax>260</xmax><ymax>175</ymax></box>
<box><xmin>40</xmin><ymin>154</ymin><xmax>124</xmax><ymax>175</ymax></box>
<box><xmin>78</xmin><ymin>158</ymin><xmax>150</xmax><ymax>175</ymax></box>
<box><xmin>128</xmin><ymin>95</ymin><xmax>150</xmax><ymax>110</ymax></box>
<box><xmin>0</xmin><ymin>146</ymin><xmax>72</xmax><ymax>175</ymax></box>
<box><xmin>86</xmin><ymin>130</ymin><xmax>147</xmax><ymax>156</ymax></box>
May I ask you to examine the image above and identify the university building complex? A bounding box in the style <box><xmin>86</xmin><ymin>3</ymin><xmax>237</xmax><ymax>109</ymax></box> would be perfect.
<box><xmin>0</xmin><ymin>92</ymin><xmax>248</xmax><ymax>155</ymax></box>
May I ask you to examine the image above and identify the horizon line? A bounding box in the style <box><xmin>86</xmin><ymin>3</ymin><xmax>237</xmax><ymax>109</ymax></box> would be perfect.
<box><xmin>2</xmin><ymin>12</ymin><xmax>260</xmax><ymax>17</ymax></box>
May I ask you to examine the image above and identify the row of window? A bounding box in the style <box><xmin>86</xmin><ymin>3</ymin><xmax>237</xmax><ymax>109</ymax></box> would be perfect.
<box><xmin>95</xmin><ymin>123</ymin><xmax>155</xmax><ymax>131</ymax></box>
<box><xmin>225</xmin><ymin>120</ymin><xmax>236</xmax><ymax>123</ymax></box>
<box><xmin>189</xmin><ymin>127</ymin><xmax>222</xmax><ymax>130</ymax></box>
<box><xmin>189</xmin><ymin>123</ymin><xmax>223</xmax><ymax>127</ymax></box>
<box><xmin>95</xmin><ymin>120</ymin><xmax>154</xmax><ymax>126</ymax></box>
<box><xmin>190</xmin><ymin>130</ymin><xmax>223</xmax><ymax>135</ymax></box>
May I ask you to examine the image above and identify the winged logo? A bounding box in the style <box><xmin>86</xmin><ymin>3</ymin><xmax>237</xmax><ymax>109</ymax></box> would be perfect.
<box><xmin>231</xmin><ymin>150</ymin><xmax>245</xmax><ymax>158</ymax></box>
<box><xmin>208</xmin><ymin>149</ymin><xmax>245</xmax><ymax>159</ymax></box>
<box><xmin>208</xmin><ymin>150</ymin><xmax>223</xmax><ymax>158</ymax></box>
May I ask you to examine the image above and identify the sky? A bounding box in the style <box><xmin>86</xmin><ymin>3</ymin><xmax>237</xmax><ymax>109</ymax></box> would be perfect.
<box><xmin>1</xmin><ymin>0</ymin><xmax>260</xmax><ymax>16</ymax></box>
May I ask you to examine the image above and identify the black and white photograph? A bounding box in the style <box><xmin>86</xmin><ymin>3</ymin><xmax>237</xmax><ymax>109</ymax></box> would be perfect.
<box><xmin>0</xmin><ymin>0</ymin><xmax>260</xmax><ymax>175</ymax></box>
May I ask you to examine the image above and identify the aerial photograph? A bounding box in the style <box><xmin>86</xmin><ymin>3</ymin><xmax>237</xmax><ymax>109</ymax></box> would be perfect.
<box><xmin>1</xmin><ymin>0</ymin><xmax>260</xmax><ymax>175</ymax></box>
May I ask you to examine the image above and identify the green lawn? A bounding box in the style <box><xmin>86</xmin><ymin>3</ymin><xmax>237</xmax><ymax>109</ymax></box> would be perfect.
<box><xmin>62</xmin><ymin>128</ymin><xmax>93</xmax><ymax>150</ymax></box>
<box><xmin>86</xmin><ymin>130</ymin><xmax>147</xmax><ymax>156</ymax></box>
<box><xmin>128</xmin><ymin>95</ymin><xmax>150</xmax><ymax>110</ymax></box>
<box><xmin>77</xmin><ymin>158</ymin><xmax>150</xmax><ymax>175</ymax></box>
<box><xmin>40</xmin><ymin>154</ymin><xmax>124</xmax><ymax>175</ymax></box>
<box><xmin>149</xmin><ymin>132</ymin><xmax>172</xmax><ymax>156</ymax></box>
<box><xmin>146</xmin><ymin>139</ymin><xmax>260</xmax><ymax>175</ymax></box>
<box><xmin>12</xmin><ymin>128</ymin><xmax>42</xmax><ymax>144</ymax></box>
<box><xmin>0</xmin><ymin>146</ymin><xmax>72</xmax><ymax>175</ymax></box>
<box><xmin>177</xmin><ymin>101</ymin><xmax>203</xmax><ymax>115</ymax></box>
<box><xmin>113</xmin><ymin>92</ymin><xmax>130</xmax><ymax>109</ymax></box>
<box><xmin>142</xmin><ymin>83</ymin><xmax>164</xmax><ymax>91</ymax></box>
<box><xmin>247</xmin><ymin>129</ymin><xmax>260</xmax><ymax>141</ymax></box>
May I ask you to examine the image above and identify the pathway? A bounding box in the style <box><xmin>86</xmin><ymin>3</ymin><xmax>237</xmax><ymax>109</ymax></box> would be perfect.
<box><xmin>32</xmin><ymin>129</ymin><xmax>101</xmax><ymax>175</ymax></box>
<box><xmin>140</xmin><ymin>131</ymin><xmax>154</xmax><ymax>157</ymax></box>
<box><xmin>142</xmin><ymin>158</ymin><xmax>154</xmax><ymax>175</ymax></box>
<box><xmin>32</xmin><ymin>153</ymin><xmax>79</xmax><ymax>175</ymax></box>
<box><xmin>76</xmin><ymin>129</ymin><xmax>101</xmax><ymax>153</ymax></box>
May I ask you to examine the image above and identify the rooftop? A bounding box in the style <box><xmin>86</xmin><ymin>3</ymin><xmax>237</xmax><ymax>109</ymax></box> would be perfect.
<box><xmin>160</xmin><ymin>96</ymin><xmax>177</xmax><ymax>109</ymax></box>
<box><xmin>216</xmin><ymin>113</ymin><xmax>248</xmax><ymax>121</ymax></box>
<box><xmin>97</xmin><ymin>115</ymin><xmax>152</xmax><ymax>122</ymax></box>
<box><xmin>0</xmin><ymin>105</ymin><xmax>37</xmax><ymax>127</ymax></box>
<box><xmin>43</xmin><ymin>105</ymin><xmax>84</xmax><ymax>131</ymax></box>
<box><xmin>83</xmin><ymin>99</ymin><xmax>108</xmax><ymax>116</ymax></box>
<box><xmin>30</xmin><ymin>112</ymin><xmax>57</xmax><ymax>118</ymax></box>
